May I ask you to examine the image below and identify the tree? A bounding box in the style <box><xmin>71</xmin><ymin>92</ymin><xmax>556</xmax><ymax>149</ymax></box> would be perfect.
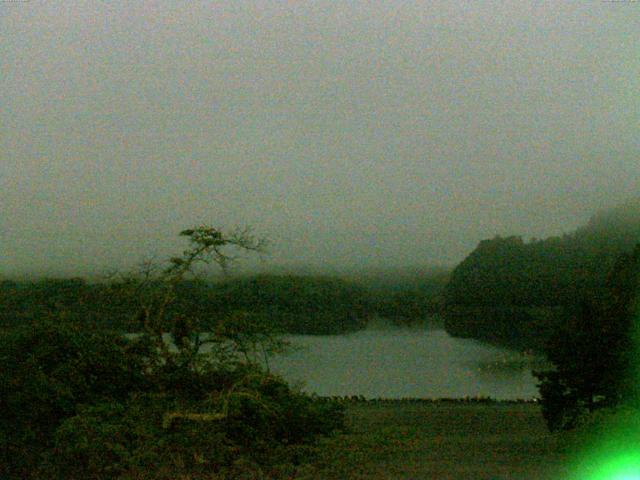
<box><xmin>120</xmin><ymin>225</ymin><xmax>274</xmax><ymax>373</ymax></box>
<box><xmin>0</xmin><ymin>225</ymin><xmax>344</xmax><ymax>479</ymax></box>
<box><xmin>535</xmin><ymin>244</ymin><xmax>640</xmax><ymax>430</ymax></box>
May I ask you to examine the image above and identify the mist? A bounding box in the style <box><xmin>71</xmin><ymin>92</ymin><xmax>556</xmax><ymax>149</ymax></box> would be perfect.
<box><xmin>2</xmin><ymin>1</ymin><xmax>638</xmax><ymax>277</ymax></box>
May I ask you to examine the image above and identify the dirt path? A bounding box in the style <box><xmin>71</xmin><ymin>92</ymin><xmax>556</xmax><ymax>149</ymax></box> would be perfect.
<box><xmin>297</xmin><ymin>401</ymin><xmax>570</xmax><ymax>479</ymax></box>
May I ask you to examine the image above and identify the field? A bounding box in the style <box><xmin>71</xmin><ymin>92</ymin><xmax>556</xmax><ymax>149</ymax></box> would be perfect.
<box><xmin>297</xmin><ymin>401</ymin><xmax>570</xmax><ymax>480</ymax></box>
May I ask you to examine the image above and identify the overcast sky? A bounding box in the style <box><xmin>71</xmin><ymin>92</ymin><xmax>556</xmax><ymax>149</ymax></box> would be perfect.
<box><xmin>1</xmin><ymin>1</ymin><xmax>639</xmax><ymax>276</ymax></box>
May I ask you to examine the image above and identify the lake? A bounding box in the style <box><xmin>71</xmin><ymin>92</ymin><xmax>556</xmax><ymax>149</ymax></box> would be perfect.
<box><xmin>267</xmin><ymin>325</ymin><xmax>544</xmax><ymax>400</ymax></box>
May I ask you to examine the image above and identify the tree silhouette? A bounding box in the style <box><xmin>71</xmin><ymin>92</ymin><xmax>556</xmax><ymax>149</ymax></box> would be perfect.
<box><xmin>535</xmin><ymin>245</ymin><xmax>640</xmax><ymax>430</ymax></box>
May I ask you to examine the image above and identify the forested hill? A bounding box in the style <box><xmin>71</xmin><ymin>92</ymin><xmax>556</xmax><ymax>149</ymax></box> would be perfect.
<box><xmin>0</xmin><ymin>274</ymin><xmax>373</xmax><ymax>334</ymax></box>
<box><xmin>443</xmin><ymin>199</ymin><xmax>640</xmax><ymax>350</ymax></box>
<box><xmin>0</xmin><ymin>271</ymin><xmax>447</xmax><ymax>335</ymax></box>
<box><xmin>204</xmin><ymin>274</ymin><xmax>372</xmax><ymax>334</ymax></box>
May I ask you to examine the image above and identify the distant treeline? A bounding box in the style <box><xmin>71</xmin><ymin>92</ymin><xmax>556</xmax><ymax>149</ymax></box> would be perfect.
<box><xmin>0</xmin><ymin>271</ymin><xmax>448</xmax><ymax>335</ymax></box>
<box><xmin>443</xmin><ymin>199</ymin><xmax>640</xmax><ymax>350</ymax></box>
<box><xmin>357</xmin><ymin>267</ymin><xmax>449</xmax><ymax>325</ymax></box>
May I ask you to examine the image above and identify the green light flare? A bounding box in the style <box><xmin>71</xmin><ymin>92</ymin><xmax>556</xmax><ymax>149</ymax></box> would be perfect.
<box><xmin>631</xmin><ymin>292</ymin><xmax>640</xmax><ymax>403</ymax></box>
<box><xmin>577</xmin><ymin>452</ymin><xmax>640</xmax><ymax>480</ymax></box>
<box><xmin>566</xmin><ymin>416</ymin><xmax>640</xmax><ymax>477</ymax></box>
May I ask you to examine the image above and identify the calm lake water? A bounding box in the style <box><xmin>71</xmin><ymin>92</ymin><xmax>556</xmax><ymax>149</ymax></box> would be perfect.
<box><xmin>267</xmin><ymin>326</ymin><xmax>543</xmax><ymax>400</ymax></box>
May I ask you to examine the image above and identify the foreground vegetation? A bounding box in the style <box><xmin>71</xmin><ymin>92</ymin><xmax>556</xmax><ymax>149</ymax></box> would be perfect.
<box><xmin>1</xmin><ymin>320</ymin><xmax>345</xmax><ymax>479</ymax></box>
<box><xmin>0</xmin><ymin>226</ymin><xmax>344</xmax><ymax>479</ymax></box>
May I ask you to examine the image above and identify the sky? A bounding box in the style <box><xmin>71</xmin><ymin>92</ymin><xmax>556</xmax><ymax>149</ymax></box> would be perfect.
<box><xmin>1</xmin><ymin>0</ymin><xmax>639</xmax><ymax>277</ymax></box>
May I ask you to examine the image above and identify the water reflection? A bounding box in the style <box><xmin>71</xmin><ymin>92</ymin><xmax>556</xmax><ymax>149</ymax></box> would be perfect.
<box><xmin>268</xmin><ymin>327</ymin><xmax>544</xmax><ymax>400</ymax></box>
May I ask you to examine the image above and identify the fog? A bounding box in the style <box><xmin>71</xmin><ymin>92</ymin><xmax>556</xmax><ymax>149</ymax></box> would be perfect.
<box><xmin>2</xmin><ymin>1</ymin><xmax>638</xmax><ymax>277</ymax></box>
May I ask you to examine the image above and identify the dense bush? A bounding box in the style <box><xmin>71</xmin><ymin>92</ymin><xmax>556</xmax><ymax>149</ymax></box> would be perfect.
<box><xmin>0</xmin><ymin>319</ymin><xmax>150</xmax><ymax>478</ymax></box>
<box><xmin>0</xmin><ymin>321</ymin><xmax>344</xmax><ymax>479</ymax></box>
<box><xmin>39</xmin><ymin>372</ymin><xmax>343</xmax><ymax>479</ymax></box>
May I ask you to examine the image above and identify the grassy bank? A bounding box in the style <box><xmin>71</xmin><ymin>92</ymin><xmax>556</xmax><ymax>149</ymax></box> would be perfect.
<box><xmin>296</xmin><ymin>400</ymin><xmax>570</xmax><ymax>479</ymax></box>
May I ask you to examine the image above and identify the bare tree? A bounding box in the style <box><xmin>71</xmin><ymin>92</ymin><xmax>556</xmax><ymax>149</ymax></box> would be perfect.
<box><xmin>115</xmin><ymin>225</ymin><xmax>286</xmax><ymax>374</ymax></box>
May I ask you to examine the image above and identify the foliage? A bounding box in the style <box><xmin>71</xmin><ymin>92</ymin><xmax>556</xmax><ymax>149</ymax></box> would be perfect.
<box><xmin>42</xmin><ymin>372</ymin><xmax>343</xmax><ymax>479</ymax></box>
<box><xmin>0</xmin><ymin>320</ymin><xmax>150</xmax><ymax>478</ymax></box>
<box><xmin>0</xmin><ymin>225</ymin><xmax>345</xmax><ymax>479</ymax></box>
<box><xmin>535</xmin><ymin>244</ymin><xmax>640</xmax><ymax>431</ymax></box>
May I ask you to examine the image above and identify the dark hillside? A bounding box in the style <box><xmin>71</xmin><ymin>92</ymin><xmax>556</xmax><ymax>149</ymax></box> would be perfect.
<box><xmin>205</xmin><ymin>274</ymin><xmax>373</xmax><ymax>334</ymax></box>
<box><xmin>443</xmin><ymin>199</ymin><xmax>640</xmax><ymax>350</ymax></box>
<box><xmin>0</xmin><ymin>274</ymin><xmax>374</xmax><ymax>335</ymax></box>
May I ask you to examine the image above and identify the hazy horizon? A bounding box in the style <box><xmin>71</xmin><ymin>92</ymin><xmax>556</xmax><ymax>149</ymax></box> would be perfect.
<box><xmin>2</xmin><ymin>1</ymin><xmax>638</xmax><ymax>277</ymax></box>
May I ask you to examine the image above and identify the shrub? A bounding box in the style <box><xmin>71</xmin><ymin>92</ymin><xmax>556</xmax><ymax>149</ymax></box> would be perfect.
<box><xmin>0</xmin><ymin>319</ymin><xmax>150</xmax><ymax>479</ymax></box>
<box><xmin>40</xmin><ymin>369</ymin><xmax>343</xmax><ymax>479</ymax></box>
